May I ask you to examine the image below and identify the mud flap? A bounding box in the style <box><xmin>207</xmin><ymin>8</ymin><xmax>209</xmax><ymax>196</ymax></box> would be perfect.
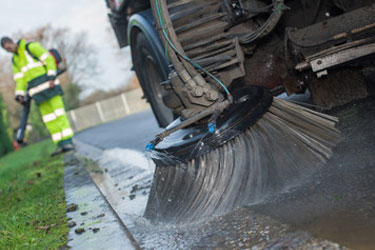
<box><xmin>308</xmin><ymin>69</ymin><xmax>368</xmax><ymax>108</ymax></box>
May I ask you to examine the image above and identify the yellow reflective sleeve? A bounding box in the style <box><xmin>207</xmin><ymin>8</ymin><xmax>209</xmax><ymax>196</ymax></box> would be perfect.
<box><xmin>12</xmin><ymin>62</ymin><xmax>27</xmax><ymax>96</ymax></box>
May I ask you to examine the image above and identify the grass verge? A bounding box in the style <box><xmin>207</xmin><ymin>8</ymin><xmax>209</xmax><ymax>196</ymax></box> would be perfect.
<box><xmin>0</xmin><ymin>140</ymin><xmax>68</xmax><ymax>249</ymax></box>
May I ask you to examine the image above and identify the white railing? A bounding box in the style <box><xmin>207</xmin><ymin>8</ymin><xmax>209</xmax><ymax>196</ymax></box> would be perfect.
<box><xmin>67</xmin><ymin>88</ymin><xmax>150</xmax><ymax>131</ymax></box>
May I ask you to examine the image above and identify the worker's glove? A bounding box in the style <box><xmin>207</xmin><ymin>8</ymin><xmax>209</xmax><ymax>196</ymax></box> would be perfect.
<box><xmin>49</xmin><ymin>80</ymin><xmax>56</xmax><ymax>88</ymax></box>
<box><xmin>15</xmin><ymin>95</ymin><xmax>25</xmax><ymax>105</ymax></box>
<box><xmin>47</xmin><ymin>74</ymin><xmax>57</xmax><ymax>88</ymax></box>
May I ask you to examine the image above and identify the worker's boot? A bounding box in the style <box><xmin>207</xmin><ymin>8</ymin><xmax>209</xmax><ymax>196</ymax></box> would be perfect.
<box><xmin>50</xmin><ymin>143</ymin><xmax>75</xmax><ymax>157</ymax></box>
<box><xmin>62</xmin><ymin>143</ymin><xmax>75</xmax><ymax>153</ymax></box>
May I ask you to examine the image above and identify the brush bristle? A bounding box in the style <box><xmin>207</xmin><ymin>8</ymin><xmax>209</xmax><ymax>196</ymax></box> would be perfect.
<box><xmin>145</xmin><ymin>98</ymin><xmax>340</xmax><ymax>222</ymax></box>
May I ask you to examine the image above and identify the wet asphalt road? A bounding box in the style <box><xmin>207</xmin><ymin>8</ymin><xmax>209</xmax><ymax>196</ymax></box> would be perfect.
<box><xmin>75</xmin><ymin>99</ymin><xmax>375</xmax><ymax>249</ymax></box>
<box><xmin>76</xmin><ymin>110</ymin><xmax>161</xmax><ymax>152</ymax></box>
<box><xmin>252</xmin><ymin>97</ymin><xmax>375</xmax><ymax>249</ymax></box>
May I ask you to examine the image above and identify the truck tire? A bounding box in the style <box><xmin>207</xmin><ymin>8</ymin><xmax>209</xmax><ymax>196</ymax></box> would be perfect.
<box><xmin>131</xmin><ymin>31</ymin><xmax>174</xmax><ymax>128</ymax></box>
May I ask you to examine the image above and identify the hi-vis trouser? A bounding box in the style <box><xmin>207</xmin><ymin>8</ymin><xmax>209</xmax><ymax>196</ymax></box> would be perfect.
<box><xmin>39</xmin><ymin>95</ymin><xmax>73</xmax><ymax>147</ymax></box>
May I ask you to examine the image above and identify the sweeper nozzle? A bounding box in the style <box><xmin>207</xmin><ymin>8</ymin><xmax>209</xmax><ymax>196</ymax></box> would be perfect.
<box><xmin>149</xmin><ymin>86</ymin><xmax>273</xmax><ymax>167</ymax></box>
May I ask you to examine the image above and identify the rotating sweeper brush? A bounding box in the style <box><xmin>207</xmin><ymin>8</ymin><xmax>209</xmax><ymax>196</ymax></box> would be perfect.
<box><xmin>145</xmin><ymin>85</ymin><xmax>340</xmax><ymax>222</ymax></box>
<box><xmin>144</xmin><ymin>0</ymin><xmax>340</xmax><ymax>222</ymax></box>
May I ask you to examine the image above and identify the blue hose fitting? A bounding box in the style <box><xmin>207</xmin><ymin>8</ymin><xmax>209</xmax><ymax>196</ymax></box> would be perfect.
<box><xmin>208</xmin><ymin>122</ymin><xmax>216</xmax><ymax>134</ymax></box>
<box><xmin>146</xmin><ymin>142</ymin><xmax>155</xmax><ymax>151</ymax></box>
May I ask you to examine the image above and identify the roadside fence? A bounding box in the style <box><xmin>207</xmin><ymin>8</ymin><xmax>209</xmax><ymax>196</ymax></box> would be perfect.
<box><xmin>67</xmin><ymin>88</ymin><xmax>150</xmax><ymax>131</ymax></box>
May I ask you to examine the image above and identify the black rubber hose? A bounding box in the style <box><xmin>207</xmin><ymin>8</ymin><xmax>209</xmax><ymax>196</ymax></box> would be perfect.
<box><xmin>239</xmin><ymin>0</ymin><xmax>285</xmax><ymax>44</ymax></box>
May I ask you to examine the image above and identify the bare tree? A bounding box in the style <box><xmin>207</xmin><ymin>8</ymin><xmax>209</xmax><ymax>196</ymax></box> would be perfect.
<box><xmin>19</xmin><ymin>24</ymin><xmax>100</xmax><ymax>86</ymax></box>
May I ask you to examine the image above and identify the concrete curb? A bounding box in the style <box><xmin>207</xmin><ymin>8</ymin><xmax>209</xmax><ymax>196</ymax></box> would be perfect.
<box><xmin>63</xmin><ymin>152</ymin><xmax>140</xmax><ymax>250</ymax></box>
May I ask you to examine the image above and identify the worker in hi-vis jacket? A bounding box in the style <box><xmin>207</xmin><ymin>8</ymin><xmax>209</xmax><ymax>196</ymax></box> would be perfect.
<box><xmin>1</xmin><ymin>36</ymin><xmax>74</xmax><ymax>156</ymax></box>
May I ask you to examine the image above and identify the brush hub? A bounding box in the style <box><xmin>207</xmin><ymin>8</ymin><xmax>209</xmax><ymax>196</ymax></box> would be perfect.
<box><xmin>151</xmin><ymin>86</ymin><xmax>273</xmax><ymax>166</ymax></box>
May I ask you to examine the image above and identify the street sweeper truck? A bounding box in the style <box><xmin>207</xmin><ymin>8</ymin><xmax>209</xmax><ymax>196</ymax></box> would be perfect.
<box><xmin>105</xmin><ymin>0</ymin><xmax>374</xmax><ymax>221</ymax></box>
<box><xmin>107</xmin><ymin>0</ymin><xmax>375</xmax><ymax>127</ymax></box>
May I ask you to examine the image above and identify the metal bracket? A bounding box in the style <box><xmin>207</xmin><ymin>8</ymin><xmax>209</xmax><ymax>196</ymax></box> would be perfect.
<box><xmin>296</xmin><ymin>41</ymin><xmax>375</xmax><ymax>74</ymax></box>
<box><xmin>310</xmin><ymin>43</ymin><xmax>375</xmax><ymax>72</ymax></box>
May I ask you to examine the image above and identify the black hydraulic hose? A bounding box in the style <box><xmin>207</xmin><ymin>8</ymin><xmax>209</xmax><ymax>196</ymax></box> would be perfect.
<box><xmin>239</xmin><ymin>0</ymin><xmax>285</xmax><ymax>44</ymax></box>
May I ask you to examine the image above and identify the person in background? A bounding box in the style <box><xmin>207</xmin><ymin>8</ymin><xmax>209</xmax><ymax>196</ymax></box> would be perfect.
<box><xmin>1</xmin><ymin>36</ymin><xmax>74</xmax><ymax>156</ymax></box>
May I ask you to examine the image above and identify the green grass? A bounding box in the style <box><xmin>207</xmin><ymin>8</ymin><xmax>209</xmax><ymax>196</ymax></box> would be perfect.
<box><xmin>0</xmin><ymin>140</ymin><xmax>68</xmax><ymax>249</ymax></box>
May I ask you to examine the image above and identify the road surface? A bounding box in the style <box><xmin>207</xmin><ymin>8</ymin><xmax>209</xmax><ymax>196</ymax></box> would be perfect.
<box><xmin>75</xmin><ymin>98</ymin><xmax>375</xmax><ymax>249</ymax></box>
<box><xmin>76</xmin><ymin>110</ymin><xmax>161</xmax><ymax>151</ymax></box>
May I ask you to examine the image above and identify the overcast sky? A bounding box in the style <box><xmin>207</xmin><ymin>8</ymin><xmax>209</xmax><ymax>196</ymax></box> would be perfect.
<box><xmin>0</xmin><ymin>0</ymin><xmax>133</xmax><ymax>93</ymax></box>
